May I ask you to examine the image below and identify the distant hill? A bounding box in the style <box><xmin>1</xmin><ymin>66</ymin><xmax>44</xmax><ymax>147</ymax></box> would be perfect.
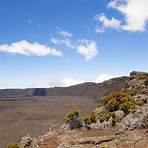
<box><xmin>0</xmin><ymin>76</ymin><xmax>128</xmax><ymax>99</ymax></box>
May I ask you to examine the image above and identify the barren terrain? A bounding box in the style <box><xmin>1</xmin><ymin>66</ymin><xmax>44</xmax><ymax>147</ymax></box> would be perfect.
<box><xmin>0</xmin><ymin>96</ymin><xmax>96</xmax><ymax>148</ymax></box>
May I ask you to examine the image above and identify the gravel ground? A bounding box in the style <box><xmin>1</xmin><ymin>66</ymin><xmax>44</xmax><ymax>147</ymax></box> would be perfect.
<box><xmin>0</xmin><ymin>96</ymin><xmax>96</xmax><ymax>148</ymax></box>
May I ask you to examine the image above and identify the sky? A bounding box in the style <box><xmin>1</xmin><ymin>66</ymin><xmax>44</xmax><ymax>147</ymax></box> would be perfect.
<box><xmin>0</xmin><ymin>0</ymin><xmax>148</xmax><ymax>88</ymax></box>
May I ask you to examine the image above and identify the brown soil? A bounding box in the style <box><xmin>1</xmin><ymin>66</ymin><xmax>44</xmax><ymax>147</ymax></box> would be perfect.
<box><xmin>37</xmin><ymin>128</ymin><xmax>148</xmax><ymax>148</ymax></box>
<box><xmin>0</xmin><ymin>96</ymin><xmax>96</xmax><ymax>148</ymax></box>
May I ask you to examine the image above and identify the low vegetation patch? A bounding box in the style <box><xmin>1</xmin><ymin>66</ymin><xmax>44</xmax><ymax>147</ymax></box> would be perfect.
<box><xmin>7</xmin><ymin>143</ymin><xmax>19</xmax><ymax>148</ymax></box>
<box><xmin>103</xmin><ymin>92</ymin><xmax>137</xmax><ymax>114</ymax></box>
<box><xmin>64</xmin><ymin>109</ymin><xmax>83</xmax><ymax>129</ymax></box>
<box><xmin>84</xmin><ymin>112</ymin><xmax>96</xmax><ymax>125</ymax></box>
<box><xmin>64</xmin><ymin>88</ymin><xmax>147</xmax><ymax>130</ymax></box>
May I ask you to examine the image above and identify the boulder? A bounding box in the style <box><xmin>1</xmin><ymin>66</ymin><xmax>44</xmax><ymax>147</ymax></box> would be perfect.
<box><xmin>95</xmin><ymin>106</ymin><xmax>105</xmax><ymax>115</ymax></box>
<box><xmin>115</xmin><ymin>110</ymin><xmax>125</xmax><ymax>121</ymax></box>
<box><xmin>134</xmin><ymin>94</ymin><xmax>148</xmax><ymax>103</ymax></box>
<box><xmin>38</xmin><ymin>131</ymin><xmax>57</xmax><ymax>142</ymax></box>
<box><xmin>90</xmin><ymin>118</ymin><xmax>113</xmax><ymax>129</ymax></box>
<box><xmin>120</xmin><ymin>104</ymin><xmax>148</xmax><ymax>130</ymax></box>
<box><xmin>30</xmin><ymin>138</ymin><xmax>40</xmax><ymax>148</ymax></box>
<box><xmin>20</xmin><ymin>134</ymin><xmax>33</xmax><ymax>147</ymax></box>
<box><xmin>103</xmin><ymin>118</ymin><xmax>113</xmax><ymax>128</ymax></box>
<box><xmin>90</xmin><ymin>121</ymin><xmax>104</xmax><ymax>129</ymax></box>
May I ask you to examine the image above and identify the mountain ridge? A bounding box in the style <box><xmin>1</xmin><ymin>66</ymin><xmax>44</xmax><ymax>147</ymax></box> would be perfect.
<box><xmin>0</xmin><ymin>76</ymin><xmax>128</xmax><ymax>99</ymax></box>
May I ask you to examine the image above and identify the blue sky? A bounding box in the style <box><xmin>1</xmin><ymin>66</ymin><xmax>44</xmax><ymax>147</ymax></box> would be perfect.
<box><xmin>0</xmin><ymin>0</ymin><xmax>148</xmax><ymax>88</ymax></box>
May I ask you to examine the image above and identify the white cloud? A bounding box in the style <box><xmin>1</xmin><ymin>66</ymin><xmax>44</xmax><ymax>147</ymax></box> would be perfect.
<box><xmin>95</xmin><ymin>74</ymin><xmax>119</xmax><ymax>83</ymax></box>
<box><xmin>0</xmin><ymin>40</ymin><xmax>63</xmax><ymax>56</ymax></box>
<box><xmin>56</xmin><ymin>27</ymin><xmax>72</xmax><ymax>38</ymax></box>
<box><xmin>51</xmin><ymin>29</ymin><xmax>98</xmax><ymax>60</ymax></box>
<box><xmin>96</xmin><ymin>0</ymin><xmax>148</xmax><ymax>32</ymax></box>
<box><xmin>108</xmin><ymin>0</ymin><xmax>148</xmax><ymax>32</ymax></box>
<box><xmin>77</xmin><ymin>39</ymin><xmax>98</xmax><ymax>60</ymax></box>
<box><xmin>33</xmin><ymin>77</ymin><xmax>84</xmax><ymax>88</ymax></box>
<box><xmin>0</xmin><ymin>74</ymin><xmax>122</xmax><ymax>89</ymax></box>
<box><xmin>61</xmin><ymin>78</ymin><xmax>84</xmax><ymax>87</ymax></box>
<box><xmin>58</xmin><ymin>30</ymin><xmax>72</xmax><ymax>38</ymax></box>
<box><xmin>95</xmin><ymin>13</ymin><xmax>121</xmax><ymax>32</ymax></box>
<box><xmin>37</xmin><ymin>74</ymin><xmax>120</xmax><ymax>88</ymax></box>
<box><xmin>50</xmin><ymin>38</ymin><xmax>75</xmax><ymax>48</ymax></box>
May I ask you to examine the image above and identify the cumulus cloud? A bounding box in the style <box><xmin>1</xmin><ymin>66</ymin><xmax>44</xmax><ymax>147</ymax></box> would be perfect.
<box><xmin>0</xmin><ymin>40</ymin><xmax>63</xmax><ymax>56</ymax></box>
<box><xmin>96</xmin><ymin>0</ymin><xmax>148</xmax><ymax>32</ymax></box>
<box><xmin>51</xmin><ymin>29</ymin><xmax>98</xmax><ymax>60</ymax></box>
<box><xmin>77</xmin><ymin>39</ymin><xmax>98</xmax><ymax>60</ymax></box>
<box><xmin>95</xmin><ymin>13</ymin><xmax>121</xmax><ymax>32</ymax></box>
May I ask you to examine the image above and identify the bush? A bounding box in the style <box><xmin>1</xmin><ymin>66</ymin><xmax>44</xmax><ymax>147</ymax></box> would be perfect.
<box><xmin>64</xmin><ymin>109</ymin><xmax>80</xmax><ymax>124</ymax></box>
<box><xmin>99</xmin><ymin>112</ymin><xmax>111</xmax><ymax>123</ymax></box>
<box><xmin>7</xmin><ymin>143</ymin><xmax>19</xmax><ymax>148</ymax></box>
<box><xmin>110</xmin><ymin>112</ymin><xmax>116</xmax><ymax>119</ymax></box>
<box><xmin>64</xmin><ymin>109</ymin><xmax>83</xmax><ymax>129</ymax></box>
<box><xmin>101</xmin><ymin>144</ymin><xmax>110</xmax><ymax>148</ymax></box>
<box><xmin>103</xmin><ymin>92</ymin><xmax>127</xmax><ymax>112</ymax></box>
<box><xmin>89</xmin><ymin>112</ymin><xmax>96</xmax><ymax>123</ymax></box>
<box><xmin>103</xmin><ymin>92</ymin><xmax>137</xmax><ymax>114</ymax></box>
<box><xmin>84</xmin><ymin>116</ymin><xmax>91</xmax><ymax>125</ymax></box>
<box><xmin>127</xmin><ymin>88</ymin><xmax>139</xmax><ymax>96</ymax></box>
<box><xmin>84</xmin><ymin>112</ymin><xmax>96</xmax><ymax>125</ymax></box>
<box><xmin>105</xmin><ymin>98</ymin><xmax>119</xmax><ymax>112</ymax></box>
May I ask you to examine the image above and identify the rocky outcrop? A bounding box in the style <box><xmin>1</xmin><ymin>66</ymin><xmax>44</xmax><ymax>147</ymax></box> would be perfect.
<box><xmin>115</xmin><ymin>110</ymin><xmax>125</xmax><ymax>121</ymax></box>
<box><xmin>20</xmin><ymin>134</ymin><xmax>33</xmax><ymax>147</ymax></box>
<box><xmin>128</xmin><ymin>71</ymin><xmax>148</xmax><ymax>93</ymax></box>
<box><xmin>24</xmin><ymin>128</ymin><xmax>148</xmax><ymax>148</ymax></box>
<box><xmin>135</xmin><ymin>94</ymin><xmax>148</xmax><ymax>103</ymax></box>
<box><xmin>120</xmin><ymin>104</ymin><xmax>148</xmax><ymax>130</ymax></box>
<box><xmin>18</xmin><ymin>71</ymin><xmax>148</xmax><ymax>148</ymax></box>
<box><xmin>90</xmin><ymin>118</ymin><xmax>113</xmax><ymax>129</ymax></box>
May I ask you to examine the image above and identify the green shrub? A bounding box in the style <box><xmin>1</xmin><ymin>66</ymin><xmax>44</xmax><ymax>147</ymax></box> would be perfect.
<box><xmin>119</xmin><ymin>101</ymin><xmax>137</xmax><ymax>114</ymax></box>
<box><xmin>89</xmin><ymin>112</ymin><xmax>96</xmax><ymax>123</ymax></box>
<box><xmin>103</xmin><ymin>92</ymin><xmax>127</xmax><ymax>112</ymax></box>
<box><xmin>64</xmin><ymin>109</ymin><xmax>83</xmax><ymax>129</ymax></box>
<box><xmin>84</xmin><ymin>116</ymin><xmax>91</xmax><ymax>125</ymax></box>
<box><xmin>103</xmin><ymin>92</ymin><xmax>137</xmax><ymax>114</ymax></box>
<box><xmin>7</xmin><ymin>143</ymin><xmax>19</xmax><ymax>148</ymax></box>
<box><xmin>127</xmin><ymin>88</ymin><xmax>139</xmax><ymax>96</ymax></box>
<box><xmin>64</xmin><ymin>109</ymin><xmax>80</xmax><ymax>124</ymax></box>
<box><xmin>84</xmin><ymin>112</ymin><xmax>96</xmax><ymax>125</ymax></box>
<box><xmin>99</xmin><ymin>112</ymin><xmax>111</xmax><ymax>123</ymax></box>
<box><xmin>105</xmin><ymin>98</ymin><xmax>119</xmax><ymax>112</ymax></box>
<box><xmin>110</xmin><ymin>112</ymin><xmax>116</xmax><ymax>119</ymax></box>
<box><xmin>98</xmin><ymin>111</ymin><xmax>117</xmax><ymax>123</ymax></box>
<box><xmin>119</xmin><ymin>102</ymin><xmax>130</xmax><ymax>114</ymax></box>
<box><xmin>101</xmin><ymin>144</ymin><xmax>110</xmax><ymax>148</ymax></box>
